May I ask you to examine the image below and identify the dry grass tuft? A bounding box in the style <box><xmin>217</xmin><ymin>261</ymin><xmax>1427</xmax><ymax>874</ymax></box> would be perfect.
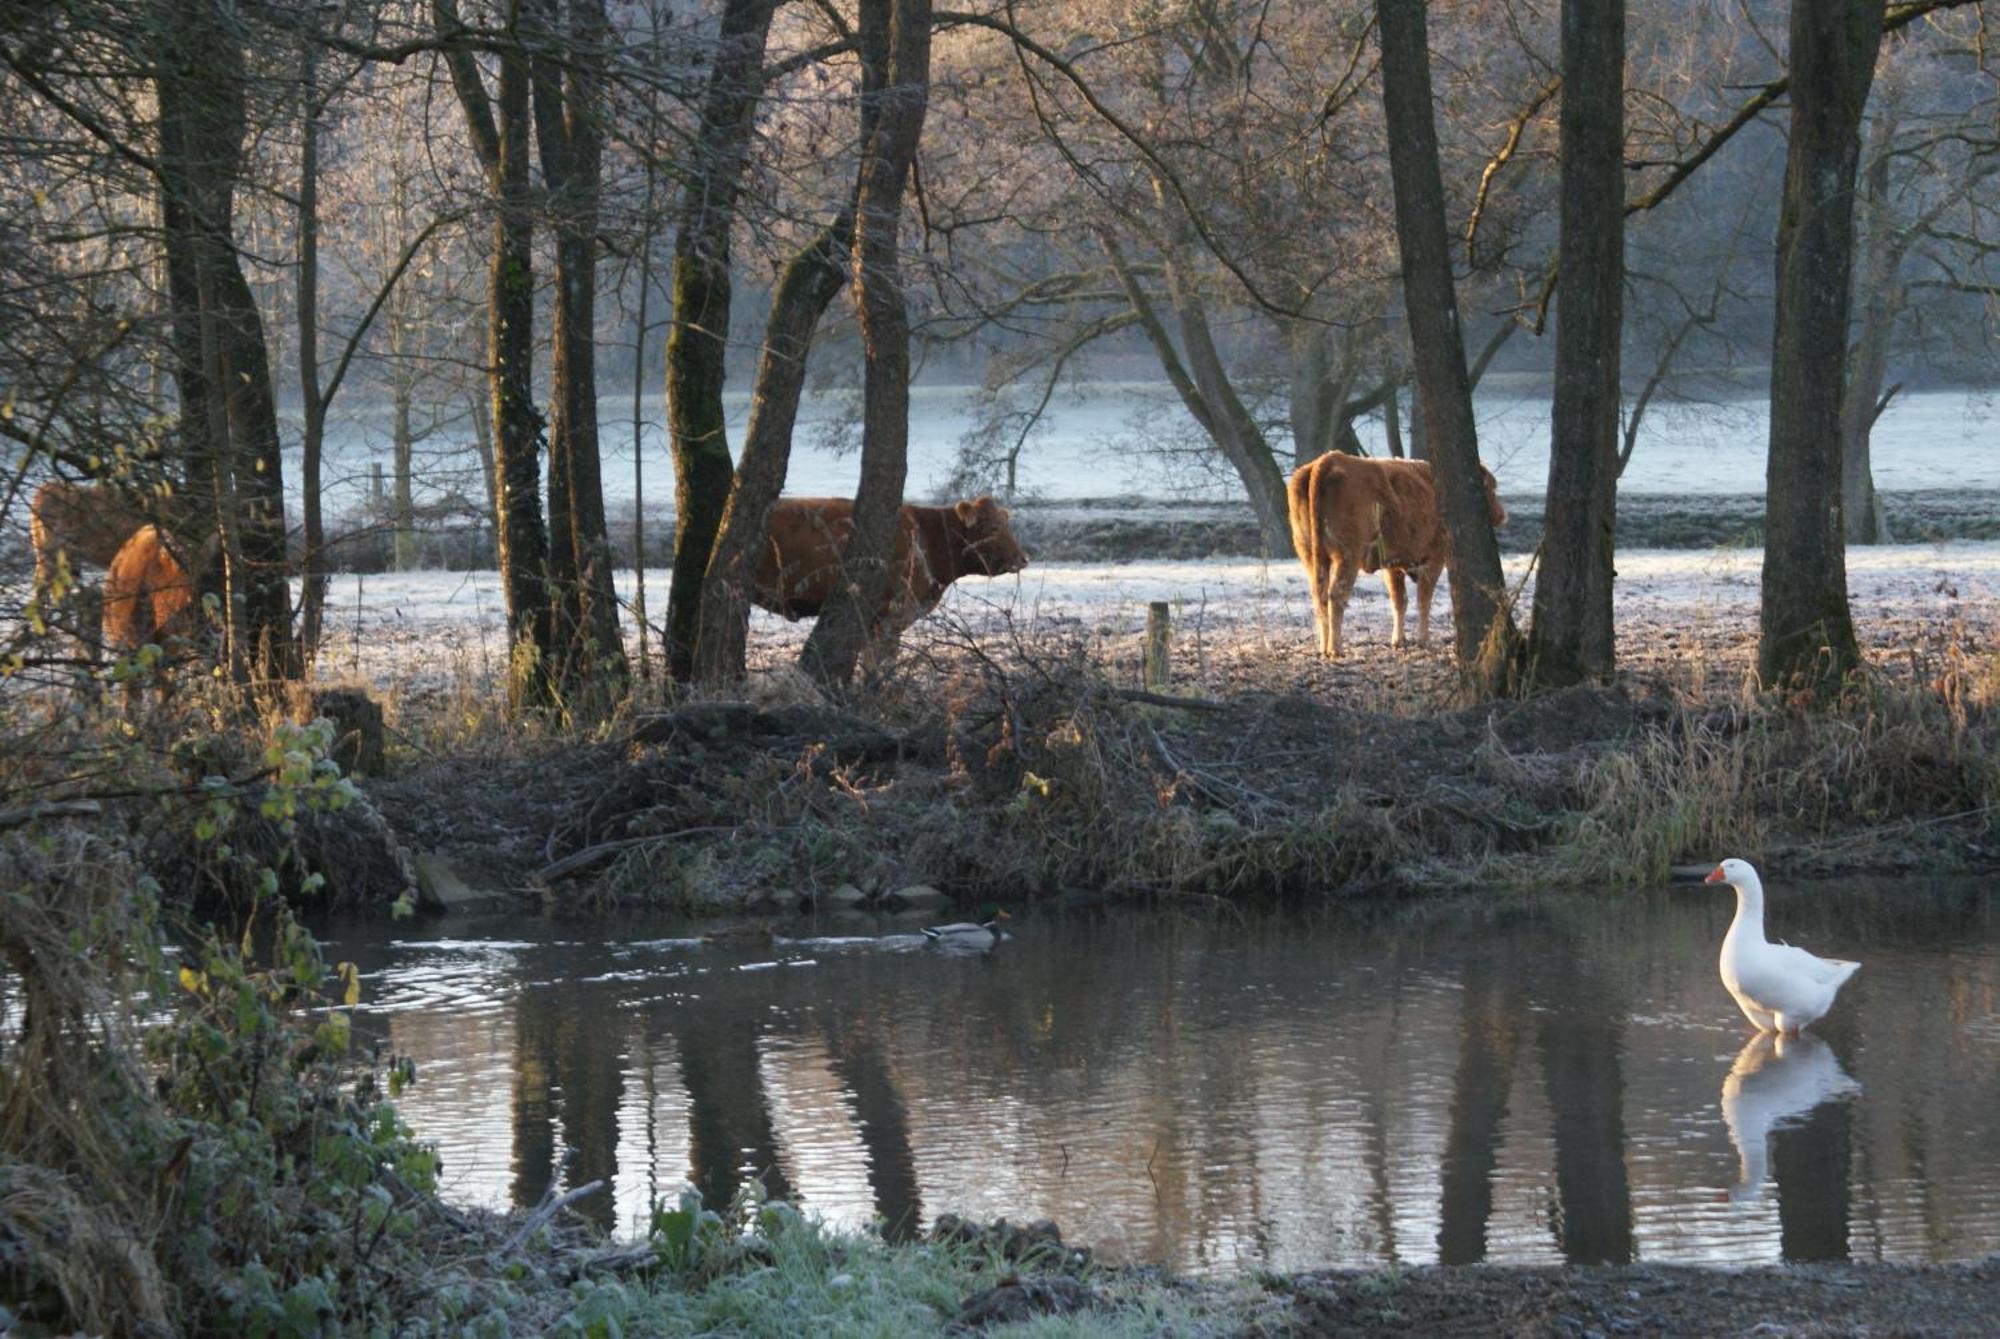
<box><xmin>0</xmin><ymin>831</ymin><xmax>175</xmax><ymax>1333</ymax></box>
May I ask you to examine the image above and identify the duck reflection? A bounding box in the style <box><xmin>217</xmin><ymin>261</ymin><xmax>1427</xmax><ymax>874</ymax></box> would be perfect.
<box><xmin>1721</xmin><ymin>1033</ymin><xmax>1859</xmax><ymax>1217</ymax></box>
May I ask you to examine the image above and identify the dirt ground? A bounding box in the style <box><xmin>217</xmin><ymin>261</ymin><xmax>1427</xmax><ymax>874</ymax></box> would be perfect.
<box><xmin>1253</xmin><ymin>1259</ymin><xmax>2000</xmax><ymax>1336</ymax></box>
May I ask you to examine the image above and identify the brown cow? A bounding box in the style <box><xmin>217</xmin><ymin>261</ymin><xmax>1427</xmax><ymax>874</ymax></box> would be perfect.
<box><xmin>29</xmin><ymin>479</ymin><xmax>160</xmax><ymax>596</ymax></box>
<box><xmin>752</xmin><ymin>495</ymin><xmax>1029</xmax><ymax>639</ymax></box>
<box><xmin>101</xmin><ymin>524</ymin><xmax>219</xmax><ymax>659</ymax></box>
<box><xmin>1287</xmin><ymin>454</ymin><xmax>1506</xmax><ymax>658</ymax></box>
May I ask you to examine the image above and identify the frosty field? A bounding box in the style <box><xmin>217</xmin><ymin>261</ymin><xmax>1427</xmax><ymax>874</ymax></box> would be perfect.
<box><xmin>318</xmin><ymin>540</ymin><xmax>2000</xmax><ymax>704</ymax></box>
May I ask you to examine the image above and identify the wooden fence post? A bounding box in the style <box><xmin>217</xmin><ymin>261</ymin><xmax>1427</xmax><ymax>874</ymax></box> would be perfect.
<box><xmin>1144</xmin><ymin>601</ymin><xmax>1171</xmax><ymax>690</ymax></box>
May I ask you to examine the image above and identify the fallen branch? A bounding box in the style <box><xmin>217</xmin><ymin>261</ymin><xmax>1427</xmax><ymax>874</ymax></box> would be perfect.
<box><xmin>0</xmin><ymin>799</ymin><xmax>103</xmax><ymax>831</ymax></box>
<box><xmin>497</xmin><ymin>1179</ymin><xmax>604</xmax><ymax>1259</ymax></box>
<box><xmin>1108</xmin><ymin>687</ymin><xmax>1227</xmax><ymax>712</ymax></box>
<box><xmin>537</xmin><ymin>825</ymin><xmax>740</xmax><ymax>882</ymax></box>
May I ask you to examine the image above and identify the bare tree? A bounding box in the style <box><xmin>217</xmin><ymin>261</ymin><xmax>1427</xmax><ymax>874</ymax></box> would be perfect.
<box><xmin>1527</xmin><ymin>0</ymin><xmax>1624</xmax><ymax>687</ymax></box>
<box><xmin>799</xmin><ymin>0</ymin><xmax>933</xmax><ymax>687</ymax></box>
<box><xmin>1757</xmin><ymin>0</ymin><xmax>1879</xmax><ymax>692</ymax></box>
<box><xmin>1375</xmin><ymin>0</ymin><xmax>1519</xmax><ymax>700</ymax></box>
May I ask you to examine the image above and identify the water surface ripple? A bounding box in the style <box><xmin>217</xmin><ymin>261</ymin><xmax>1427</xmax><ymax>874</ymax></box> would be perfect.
<box><xmin>323</xmin><ymin>879</ymin><xmax>2000</xmax><ymax>1273</ymax></box>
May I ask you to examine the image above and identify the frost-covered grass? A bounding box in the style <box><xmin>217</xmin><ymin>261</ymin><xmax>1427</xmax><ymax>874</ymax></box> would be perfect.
<box><xmin>313</xmin><ymin>540</ymin><xmax>2000</xmax><ymax>705</ymax></box>
<box><xmin>553</xmin><ymin>1214</ymin><xmax>1267</xmax><ymax>1338</ymax></box>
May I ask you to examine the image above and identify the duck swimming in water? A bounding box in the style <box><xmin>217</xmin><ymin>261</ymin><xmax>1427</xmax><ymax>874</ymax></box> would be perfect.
<box><xmin>921</xmin><ymin>918</ymin><xmax>1006</xmax><ymax>949</ymax></box>
<box><xmin>1705</xmin><ymin>858</ymin><xmax>1860</xmax><ymax>1035</ymax></box>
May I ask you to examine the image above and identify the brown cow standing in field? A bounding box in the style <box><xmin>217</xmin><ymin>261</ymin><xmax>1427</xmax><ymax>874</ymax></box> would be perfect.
<box><xmin>101</xmin><ymin>524</ymin><xmax>219</xmax><ymax>659</ymax></box>
<box><xmin>1287</xmin><ymin>454</ymin><xmax>1506</xmax><ymax>658</ymax></box>
<box><xmin>29</xmin><ymin>479</ymin><xmax>160</xmax><ymax>596</ymax></box>
<box><xmin>752</xmin><ymin>496</ymin><xmax>1029</xmax><ymax>639</ymax></box>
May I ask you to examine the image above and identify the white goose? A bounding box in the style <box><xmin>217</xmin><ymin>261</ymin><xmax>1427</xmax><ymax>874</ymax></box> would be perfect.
<box><xmin>1705</xmin><ymin>858</ymin><xmax>1860</xmax><ymax>1035</ymax></box>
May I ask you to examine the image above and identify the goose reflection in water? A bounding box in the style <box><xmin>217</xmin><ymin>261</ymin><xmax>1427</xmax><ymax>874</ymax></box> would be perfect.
<box><xmin>1721</xmin><ymin>1032</ymin><xmax>1860</xmax><ymax>1203</ymax></box>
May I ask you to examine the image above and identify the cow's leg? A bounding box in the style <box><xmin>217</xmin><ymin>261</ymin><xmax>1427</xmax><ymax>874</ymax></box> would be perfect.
<box><xmin>1415</xmin><ymin>562</ymin><xmax>1443</xmax><ymax>647</ymax></box>
<box><xmin>1385</xmin><ymin>568</ymin><xmax>1409</xmax><ymax>649</ymax></box>
<box><xmin>1327</xmin><ymin>560</ymin><xmax>1358</xmax><ymax>659</ymax></box>
<box><xmin>1305</xmin><ymin>552</ymin><xmax>1333</xmax><ymax>656</ymax></box>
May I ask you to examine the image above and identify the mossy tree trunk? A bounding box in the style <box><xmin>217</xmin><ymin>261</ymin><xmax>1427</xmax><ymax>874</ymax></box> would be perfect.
<box><xmin>435</xmin><ymin>0</ymin><xmax>554</xmax><ymax>711</ymax></box>
<box><xmin>662</xmin><ymin>0</ymin><xmax>778</xmax><ymax>684</ymax></box>
<box><xmin>529</xmin><ymin>0</ymin><xmax>627</xmax><ymax>711</ymax></box>
<box><xmin>1757</xmin><ymin>0</ymin><xmax>1878</xmax><ymax>693</ymax></box>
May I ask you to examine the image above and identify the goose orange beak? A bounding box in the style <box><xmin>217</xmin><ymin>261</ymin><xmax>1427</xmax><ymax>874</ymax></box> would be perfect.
<box><xmin>1704</xmin><ymin>866</ymin><xmax>1726</xmax><ymax>884</ymax></box>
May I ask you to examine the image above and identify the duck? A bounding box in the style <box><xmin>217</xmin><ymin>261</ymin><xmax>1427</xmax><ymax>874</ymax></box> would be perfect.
<box><xmin>921</xmin><ymin>916</ymin><xmax>1007</xmax><ymax>949</ymax></box>
<box><xmin>1704</xmin><ymin>858</ymin><xmax>1860</xmax><ymax>1035</ymax></box>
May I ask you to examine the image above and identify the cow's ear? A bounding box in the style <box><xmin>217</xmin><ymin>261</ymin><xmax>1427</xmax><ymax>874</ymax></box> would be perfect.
<box><xmin>954</xmin><ymin>498</ymin><xmax>980</xmax><ymax>524</ymax></box>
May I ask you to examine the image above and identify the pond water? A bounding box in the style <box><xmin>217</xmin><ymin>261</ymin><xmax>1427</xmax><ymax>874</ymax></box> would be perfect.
<box><xmin>323</xmin><ymin>879</ymin><xmax>2000</xmax><ymax>1275</ymax></box>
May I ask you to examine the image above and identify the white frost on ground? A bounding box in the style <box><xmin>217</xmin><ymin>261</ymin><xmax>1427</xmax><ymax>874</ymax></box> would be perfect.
<box><xmin>314</xmin><ymin>541</ymin><xmax>2000</xmax><ymax>699</ymax></box>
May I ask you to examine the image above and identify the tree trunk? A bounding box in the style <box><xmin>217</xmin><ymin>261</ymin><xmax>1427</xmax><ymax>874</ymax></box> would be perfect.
<box><xmin>469</xmin><ymin>389</ymin><xmax>497</xmax><ymax>532</ymax></box>
<box><xmin>693</xmin><ymin>209</ymin><xmax>855</xmax><ymax>686</ymax></box>
<box><xmin>530</xmin><ymin>0</ymin><xmax>627</xmax><ymax>709</ymax></box>
<box><xmin>154</xmin><ymin>0</ymin><xmax>297</xmax><ymax>681</ymax></box>
<box><xmin>663</xmin><ymin>0</ymin><xmax>779</xmax><ymax>683</ymax></box>
<box><xmin>1162</xmin><ymin>259</ymin><xmax>1291</xmax><ymax>557</ymax></box>
<box><xmin>1289</xmin><ymin>323</ymin><xmax>1336</xmax><ymax>463</ymax></box>
<box><xmin>1375</xmin><ymin>0</ymin><xmax>1519</xmax><ymax>699</ymax></box>
<box><xmin>1527</xmin><ymin>0</ymin><xmax>1624</xmax><ymax>688</ymax></box>
<box><xmin>630</xmin><ymin>234</ymin><xmax>656</xmax><ymax>678</ymax></box>
<box><xmin>1758</xmin><ymin>0</ymin><xmax>1877</xmax><ymax>693</ymax></box>
<box><xmin>1288</xmin><ymin>324</ymin><xmax>1372</xmax><ymax>464</ymax></box>
<box><xmin>1839</xmin><ymin>126</ymin><xmax>1895</xmax><ymax>545</ymax></box>
<box><xmin>297</xmin><ymin>39</ymin><xmax>325</xmax><ymax>669</ymax></box>
<box><xmin>392</xmin><ymin>362</ymin><xmax>417</xmax><ymax>570</ymax></box>
<box><xmin>799</xmin><ymin>0</ymin><xmax>932</xmax><ymax>686</ymax></box>
<box><xmin>1100</xmin><ymin>229</ymin><xmax>1292</xmax><ymax>558</ymax></box>
<box><xmin>436</xmin><ymin>0</ymin><xmax>554</xmax><ymax>711</ymax></box>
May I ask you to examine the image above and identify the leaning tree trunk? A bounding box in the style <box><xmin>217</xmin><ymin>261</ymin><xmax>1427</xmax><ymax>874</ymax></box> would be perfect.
<box><xmin>663</xmin><ymin>0</ymin><xmax>779</xmax><ymax>684</ymax></box>
<box><xmin>1375</xmin><ymin>0</ymin><xmax>1519</xmax><ymax>699</ymax></box>
<box><xmin>1758</xmin><ymin>0</ymin><xmax>1878</xmax><ymax>693</ymax></box>
<box><xmin>436</xmin><ymin>0</ymin><xmax>554</xmax><ymax>711</ymax></box>
<box><xmin>694</xmin><ymin>0</ymin><xmax>886</xmax><ymax>687</ymax></box>
<box><xmin>1839</xmin><ymin>127</ymin><xmax>1896</xmax><ymax>546</ymax></box>
<box><xmin>1100</xmin><ymin>227</ymin><xmax>1292</xmax><ymax>558</ymax></box>
<box><xmin>1527</xmin><ymin>0</ymin><xmax>1625</xmax><ymax>688</ymax></box>
<box><xmin>530</xmin><ymin>0</ymin><xmax>626</xmax><ymax>709</ymax></box>
<box><xmin>799</xmin><ymin>0</ymin><xmax>932</xmax><ymax>687</ymax></box>
<box><xmin>1159</xmin><ymin>248</ymin><xmax>1291</xmax><ymax>556</ymax></box>
<box><xmin>693</xmin><ymin>207</ymin><xmax>855</xmax><ymax>686</ymax></box>
<box><xmin>155</xmin><ymin>0</ymin><xmax>297</xmax><ymax>681</ymax></box>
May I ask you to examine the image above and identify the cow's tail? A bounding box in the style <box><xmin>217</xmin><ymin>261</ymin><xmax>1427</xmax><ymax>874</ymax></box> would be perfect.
<box><xmin>1286</xmin><ymin>460</ymin><xmax>1315</xmax><ymax>567</ymax></box>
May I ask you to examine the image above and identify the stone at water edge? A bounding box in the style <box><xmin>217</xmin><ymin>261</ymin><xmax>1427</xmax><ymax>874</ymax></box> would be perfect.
<box><xmin>413</xmin><ymin>852</ymin><xmax>512</xmax><ymax>915</ymax></box>
<box><xmin>885</xmin><ymin>884</ymin><xmax>950</xmax><ymax>911</ymax></box>
<box><xmin>817</xmin><ymin>883</ymin><xmax>870</xmax><ymax>909</ymax></box>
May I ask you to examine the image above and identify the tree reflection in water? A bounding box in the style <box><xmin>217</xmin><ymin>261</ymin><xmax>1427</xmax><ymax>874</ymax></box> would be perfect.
<box><xmin>328</xmin><ymin>878</ymin><xmax>1996</xmax><ymax>1273</ymax></box>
